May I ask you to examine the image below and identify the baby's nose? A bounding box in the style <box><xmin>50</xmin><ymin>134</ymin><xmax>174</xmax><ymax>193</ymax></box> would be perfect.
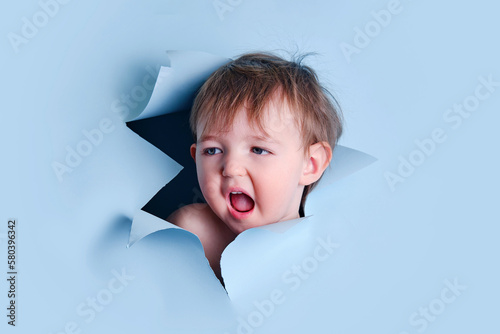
<box><xmin>222</xmin><ymin>159</ymin><xmax>246</xmax><ymax>177</ymax></box>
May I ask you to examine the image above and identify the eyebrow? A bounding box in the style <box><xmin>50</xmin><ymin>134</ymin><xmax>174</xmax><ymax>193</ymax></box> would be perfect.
<box><xmin>249</xmin><ymin>134</ymin><xmax>278</xmax><ymax>144</ymax></box>
<box><xmin>198</xmin><ymin>134</ymin><xmax>219</xmax><ymax>143</ymax></box>
<box><xmin>198</xmin><ymin>134</ymin><xmax>279</xmax><ymax>144</ymax></box>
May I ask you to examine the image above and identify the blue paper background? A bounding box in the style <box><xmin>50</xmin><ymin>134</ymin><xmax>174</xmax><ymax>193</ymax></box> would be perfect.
<box><xmin>1</xmin><ymin>0</ymin><xmax>499</xmax><ymax>333</ymax></box>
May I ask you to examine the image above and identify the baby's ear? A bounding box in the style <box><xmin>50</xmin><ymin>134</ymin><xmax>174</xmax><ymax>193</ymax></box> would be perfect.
<box><xmin>300</xmin><ymin>142</ymin><xmax>332</xmax><ymax>186</ymax></box>
<box><xmin>190</xmin><ymin>144</ymin><xmax>197</xmax><ymax>163</ymax></box>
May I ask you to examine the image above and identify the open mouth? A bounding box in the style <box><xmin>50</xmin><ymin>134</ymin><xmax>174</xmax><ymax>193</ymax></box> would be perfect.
<box><xmin>229</xmin><ymin>191</ymin><xmax>255</xmax><ymax>213</ymax></box>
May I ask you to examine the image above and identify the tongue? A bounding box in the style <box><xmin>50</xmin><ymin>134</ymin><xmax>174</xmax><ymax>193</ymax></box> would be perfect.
<box><xmin>230</xmin><ymin>193</ymin><xmax>254</xmax><ymax>212</ymax></box>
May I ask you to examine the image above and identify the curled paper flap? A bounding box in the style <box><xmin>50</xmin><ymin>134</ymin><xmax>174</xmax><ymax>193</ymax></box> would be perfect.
<box><xmin>128</xmin><ymin>211</ymin><xmax>309</xmax><ymax>249</ymax></box>
<box><xmin>220</xmin><ymin>216</ymin><xmax>319</xmax><ymax>302</ymax></box>
<box><xmin>128</xmin><ymin>209</ymin><xmax>184</xmax><ymax>248</ymax></box>
<box><xmin>127</xmin><ymin>209</ymin><xmax>312</xmax><ymax>298</ymax></box>
<box><xmin>317</xmin><ymin>145</ymin><xmax>378</xmax><ymax>189</ymax></box>
<box><xmin>255</xmin><ymin>216</ymin><xmax>310</xmax><ymax>233</ymax></box>
<box><xmin>132</xmin><ymin>51</ymin><xmax>231</xmax><ymax>121</ymax></box>
<box><xmin>126</xmin><ymin>110</ymin><xmax>199</xmax><ymax>220</ymax></box>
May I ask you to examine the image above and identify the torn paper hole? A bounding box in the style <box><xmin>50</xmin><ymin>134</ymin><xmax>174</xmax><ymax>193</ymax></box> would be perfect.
<box><xmin>124</xmin><ymin>50</ymin><xmax>377</xmax><ymax>297</ymax></box>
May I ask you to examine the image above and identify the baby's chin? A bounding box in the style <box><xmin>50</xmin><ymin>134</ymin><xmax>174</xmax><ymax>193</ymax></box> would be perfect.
<box><xmin>214</xmin><ymin>204</ymin><xmax>300</xmax><ymax>234</ymax></box>
<box><xmin>222</xmin><ymin>217</ymin><xmax>266</xmax><ymax>235</ymax></box>
<box><xmin>221</xmin><ymin>214</ymin><xmax>287</xmax><ymax>235</ymax></box>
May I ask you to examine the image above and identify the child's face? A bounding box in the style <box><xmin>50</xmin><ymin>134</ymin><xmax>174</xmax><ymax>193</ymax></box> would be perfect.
<box><xmin>191</xmin><ymin>100</ymin><xmax>310</xmax><ymax>234</ymax></box>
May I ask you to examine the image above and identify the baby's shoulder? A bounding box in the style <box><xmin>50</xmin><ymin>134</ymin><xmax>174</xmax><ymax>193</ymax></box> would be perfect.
<box><xmin>168</xmin><ymin>203</ymin><xmax>235</xmax><ymax>242</ymax></box>
<box><xmin>167</xmin><ymin>203</ymin><xmax>212</xmax><ymax>230</ymax></box>
<box><xmin>167</xmin><ymin>203</ymin><xmax>235</xmax><ymax>248</ymax></box>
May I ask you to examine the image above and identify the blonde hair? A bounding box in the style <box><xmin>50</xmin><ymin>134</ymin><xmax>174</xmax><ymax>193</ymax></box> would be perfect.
<box><xmin>190</xmin><ymin>52</ymin><xmax>343</xmax><ymax>216</ymax></box>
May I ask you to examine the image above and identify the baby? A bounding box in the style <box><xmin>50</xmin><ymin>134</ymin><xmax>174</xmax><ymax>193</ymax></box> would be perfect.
<box><xmin>168</xmin><ymin>53</ymin><xmax>343</xmax><ymax>279</ymax></box>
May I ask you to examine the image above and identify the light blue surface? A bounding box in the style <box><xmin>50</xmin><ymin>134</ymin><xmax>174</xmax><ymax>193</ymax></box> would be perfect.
<box><xmin>1</xmin><ymin>0</ymin><xmax>499</xmax><ymax>333</ymax></box>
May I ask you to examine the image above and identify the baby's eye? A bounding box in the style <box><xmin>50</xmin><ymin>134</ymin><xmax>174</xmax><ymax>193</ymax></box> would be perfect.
<box><xmin>204</xmin><ymin>147</ymin><xmax>222</xmax><ymax>155</ymax></box>
<box><xmin>251</xmin><ymin>147</ymin><xmax>270</xmax><ymax>155</ymax></box>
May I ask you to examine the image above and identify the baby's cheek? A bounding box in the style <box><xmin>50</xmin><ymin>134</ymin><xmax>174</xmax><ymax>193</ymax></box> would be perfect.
<box><xmin>196</xmin><ymin>162</ymin><xmax>213</xmax><ymax>188</ymax></box>
<box><xmin>267</xmin><ymin>165</ymin><xmax>294</xmax><ymax>186</ymax></box>
<box><xmin>201</xmin><ymin>177</ymin><xmax>225</xmax><ymax>210</ymax></box>
<box><xmin>201</xmin><ymin>176</ymin><xmax>219</xmax><ymax>195</ymax></box>
<box><xmin>258</xmin><ymin>175</ymin><xmax>286</xmax><ymax>203</ymax></box>
<box><xmin>262</xmin><ymin>166</ymin><xmax>300</xmax><ymax>201</ymax></box>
